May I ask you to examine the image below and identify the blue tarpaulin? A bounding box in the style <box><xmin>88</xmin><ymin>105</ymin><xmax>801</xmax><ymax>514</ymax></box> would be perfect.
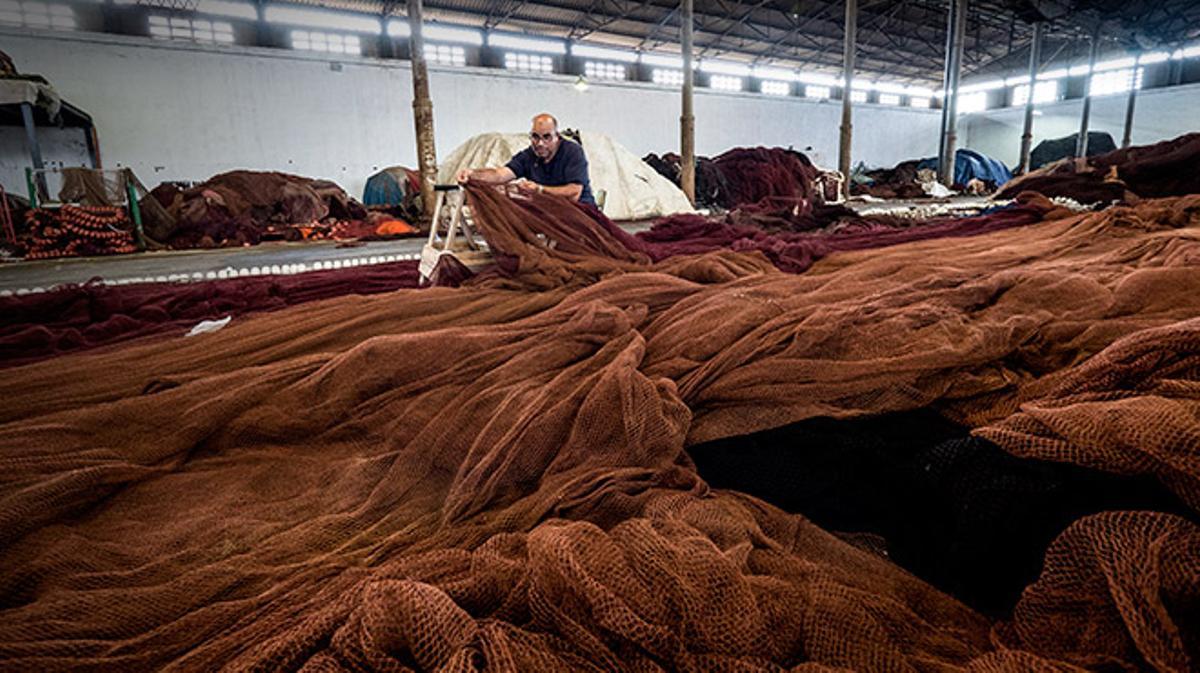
<box><xmin>363</xmin><ymin>167</ymin><xmax>414</xmax><ymax>207</ymax></box>
<box><xmin>917</xmin><ymin>149</ymin><xmax>1013</xmax><ymax>187</ymax></box>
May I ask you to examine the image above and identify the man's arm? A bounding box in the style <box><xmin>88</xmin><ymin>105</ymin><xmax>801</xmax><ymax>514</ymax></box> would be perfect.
<box><xmin>456</xmin><ymin>166</ymin><xmax>516</xmax><ymax>184</ymax></box>
<box><xmin>538</xmin><ymin>183</ymin><xmax>583</xmax><ymax>200</ymax></box>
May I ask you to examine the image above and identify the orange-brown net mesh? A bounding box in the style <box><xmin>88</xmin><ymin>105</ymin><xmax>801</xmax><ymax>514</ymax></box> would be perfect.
<box><xmin>0</xmin><ymin>186</ymin><xmax>1198</xmax><ymax>671</ymax></box>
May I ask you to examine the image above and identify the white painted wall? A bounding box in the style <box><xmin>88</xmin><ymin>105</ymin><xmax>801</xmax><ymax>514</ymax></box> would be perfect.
<box><xmin>962</xmin><ymin>83</ymin><xmax>1200</xmax><ymax>168</ymax></box>
<box><xmin>3</xmin><ymin>27</ymin><xmax>943</xmax><ymax>199</ymax></box>
<box><xmin>0</xmin><ymin>127</ymin><xmax>91</xmax><ymax>199</ymax></box>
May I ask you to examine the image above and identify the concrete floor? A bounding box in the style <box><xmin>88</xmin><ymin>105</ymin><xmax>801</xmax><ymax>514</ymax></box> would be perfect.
<box><xmin>0</xmin><ymin>198</ymin><xmax>990</xmax><ymax>295</ymax></box>
<box><xmin>0</xmin><ymin>238</ymin><xmax>429</xmax><ymax>294</ymax></box>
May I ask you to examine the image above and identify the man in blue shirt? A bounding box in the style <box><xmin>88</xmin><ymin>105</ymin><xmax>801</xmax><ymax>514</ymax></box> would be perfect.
<box><xmin>456</xmin><ymin>113</ymin><xmax>596</xmax><ymax>206</ymax></box>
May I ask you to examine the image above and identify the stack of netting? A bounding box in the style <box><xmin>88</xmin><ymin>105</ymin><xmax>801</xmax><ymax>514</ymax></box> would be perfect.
<box><xmin>0</xmin><ymin>259</ymin><xmax>421</xmax><ymax>367</ymax></box>
<box><xmin>996</xmin><ymin>131</ymin><xmax>1200</xmax><ymax>202</ymax></box>
<box><xmin>23</xmin><ymin>205</ymin><xmax>138</xmax><ymax>260</ymax></box>
<box><xmin>642</xmin><ymin>146</ymin><xmax>822</xmax><ymax>211</ymax></box>
<box><xmin>2</xmin><ymin>139</ymin><xmax>1200</xmax><ymax>671</ymax></box>
<box><xmin>140</xmin><ymin>170</ymin><xmax>372</xmax><ymax>248</ymax></box>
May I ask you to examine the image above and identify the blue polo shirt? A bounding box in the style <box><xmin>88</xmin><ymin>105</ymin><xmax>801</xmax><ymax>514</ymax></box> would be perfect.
<box><xmin>505</xmin><ymin>139</ymin><xmax>596</xmax><ymax>206</ymax></box>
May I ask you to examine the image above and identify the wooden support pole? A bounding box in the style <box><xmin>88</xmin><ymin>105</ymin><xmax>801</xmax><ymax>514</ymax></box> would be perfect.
<box><xmin>1121</xmin><ymin>64</ymin><xmax>1139</xmax><ymax>148</ymax></box>
<box><xmin>680</xmin><ymin>0</ymin><xmax>695</xmax><ymax>205</ymax></box>
<box><xmin>1076</xmin><ymin>24</ymin><xmax>1101</xmax><ymax>158</ymax></box>
<box><xmin>1018</xmin><ymin>21</ymin><xmax>1044</xmax><ymax>174</ymax></box>
<box><xmin>408</xmin><ymin>0</ymin><xmax>438</xmax><ymax>219</ymax></box>
<box><xmin>838</xmin><ymin>0</ymin><xmax>856</xmax><ymax>199</ymax></box>
<box><xmin>939</xmin><ymin>0</ymin><xmax>968</xmax><ymax>186</ymax></box>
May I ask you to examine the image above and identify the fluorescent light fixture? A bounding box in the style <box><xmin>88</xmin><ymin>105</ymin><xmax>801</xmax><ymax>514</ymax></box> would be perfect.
<box><xmin>264</xmin><ymin>6</ymin><xmax>380</xmax><ymax>33</ymax></box>
<box><xmin>752</xmin><ymin>65</ymin><xmax>794</xmax><ymax>81</ymax></box>
<box><xmin>195</xmin><ymin>0</ymin><xmax>256</xmax><ymax>20</ymax></box>
<box><xmin>804</xmin><ymin>85</ymin><xmax>831</xmax><ymax>99</ymax></box>
<box><xmin>709</xmin><ymin>74</ymin><xmax>744</xmax><ymax>91</ymax></box>
<box><xmin>488</xmin><ymin>32</ymin><xmax>565</xmax><ymax>54</ymax></box>
<box><xmin>1181</xmin><ymin>44</ymin><xmax>1200</xmax><ymax>59</ymax></box>
<box><xmin>1139</xmin><ymin>51</ymin><xmax>1170</xmax><ymax>65</ymax></box>
<box><xmin>571</xmin><ymin>44</ymin><xmax>638</xmax><ymax>62</ymax></box>
<box><xmin>1093</xmin><ymin>56</ymin><xmax>1136</xmax><ymax>72</ymax></box>
<box><xmin>760</xmin><ymin>80</ymin><xmax>790</xmax><ymax>95</ymax></box>
<box><xmin>701</xmin><ymin>60</ymin><xmax>751</xmax><ymax>76</ymax></box>
<box><xmin>652</xmin><ymin>68</ymin><xmax>684</xmax><ymax>86</ymax></box>
<box><xmin>1037</xmin><ymin>68</ymin><xmax>1068</xmax><ymax>80</ymax></box>
<box><xmin>640</xmin><ymin>52</ymin><xmax>684</xmax><ymax>68</ymax></box>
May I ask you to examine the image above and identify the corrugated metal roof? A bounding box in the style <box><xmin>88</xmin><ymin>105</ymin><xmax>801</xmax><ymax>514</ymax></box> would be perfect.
<box><xmin>272</xmin><ymin>0</ymin><xmax>1200</xmax><ymax>83</ymax></box>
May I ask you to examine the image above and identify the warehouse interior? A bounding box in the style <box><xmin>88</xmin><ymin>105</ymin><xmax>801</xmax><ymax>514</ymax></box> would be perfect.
<box><xmin>2</xmin><ymin>0</ymin><xmax>1200</xmax><ymax>670</ymax></box>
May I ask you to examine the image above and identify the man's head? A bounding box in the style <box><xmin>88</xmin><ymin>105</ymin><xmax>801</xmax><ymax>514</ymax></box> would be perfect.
<box><xmin>529</xmin><ymin>113</ymin><xmax>561</xmax><ymax>160</ymax></box>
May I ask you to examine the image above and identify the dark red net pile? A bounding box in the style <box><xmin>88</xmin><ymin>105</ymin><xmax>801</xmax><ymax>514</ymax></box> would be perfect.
<box><xmin>0</xmin><ymin>260</ymin><xmax>421</xmax><ymax>368</ymax></box>
<box><xmin>852</xmin><ymin>159</ymin><xmax>928</xmax><ymax>199</ymax></box>
<box><xmin>634</xmin><ymin>191</ymin><xmax>1064</xmax><ymax>273</ymax></box>
<box><xmin>22</xmin><ymin>205</ymin><xmax>138</xmax><ymax>260</ymax></box>
<box><xmin>141</xmin><ymin>170</ymin><xmax>375</xmax><ymax>248</ymax></box>
<box><xmin>996</xmin><ymin>131</ymin><xmax>1200</xmax><ymax>202</ymax></box>
<box><xmin>643</xmin><ymin>146</ymin><xmax>824</xmax><ymax>212</ymax></box>
<box><xmin>1</xmin><ymin>181</ymin><xmax>1199</xmax><ymax>671</ymax></box>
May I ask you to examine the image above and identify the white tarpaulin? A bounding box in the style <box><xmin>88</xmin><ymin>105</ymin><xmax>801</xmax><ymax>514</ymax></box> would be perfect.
<box><xmin>438</xmin><ymin>132</ymin><xmax>694</xmax><ymax>221</ymax></box>
<box><xmin>0</xmin><ymin>79</ymin><xmax>61</xmax><ymax>120</ymax></box>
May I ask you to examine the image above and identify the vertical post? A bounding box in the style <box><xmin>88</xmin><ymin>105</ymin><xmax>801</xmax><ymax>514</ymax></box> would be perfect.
<box><xmin>940</xmin><ymin>0</ymin><xmax>968</xmax><ymax>186</ymax></box>
<box><xmin>680</xmin><ymin>0</ymin><xmax>696</xmax><ymax>205</ymax></box>
<box><xmin>254</xmin><ymin>0</ymin><xmax>271</xmax><ymax>48</ymax></box>
<box><xmin>838</xmin><ymin>0</ymin><xmax>856</xmax><ymax>199</ymax></box>
<box><xmin>377</xmin><ymin>10</ymin><xmax>394</xmax><ymax>58</ymax></box>
<box><xmin>20</xmin><ymin>102</ymin><xmax>48</xmax><ymax>201</ymax></box>
<box><xmin>124</xmin><ymin>172</ymin><xmax>146</xmax><ymax>250</ymax></box>
<box><xmin>1017</xmin><ymin>21</ymin><xmax>1044</xmax><ymax>174</ymax></box>
<box><xmin>1121</xmin><ymin>66</ymin><xmax>1138</xmax><ymax>148</ymax></box>
<box><xmin>85</xmin><ymin>124</ymin><xmax>101</xmax><ymax>169</ymax></box>
<box><xmin>408</xmin><ymin>0</ymin><xmax>438</xmax><ymax>219</ymax></box>
<box><xmin>1076</xmin><ymin>24</ymin><xmax>1101</xmax><ymax>158</ymax></box>
<box><xmin>1168</xmin><ymin>58</ymin><xmax>1183</xmax><ymax>86</ymax></box>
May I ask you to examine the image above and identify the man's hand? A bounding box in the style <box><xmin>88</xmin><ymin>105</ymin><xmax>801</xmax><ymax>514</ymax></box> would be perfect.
<box><xmin>513</xmin><ymin>179</ymin><xmax>542</xmax><ymax>195</ymax></box>
<box><xmin>455</xmin><ymin>168</ymin><xmax>474</xmax><ymax>184</ymax></box>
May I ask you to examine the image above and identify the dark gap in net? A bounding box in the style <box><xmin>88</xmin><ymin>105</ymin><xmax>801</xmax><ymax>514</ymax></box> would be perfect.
<box><xmin>687</xmin><ymin>409</ymin><xmax>1196</xmax><ymax>617</ymax></box>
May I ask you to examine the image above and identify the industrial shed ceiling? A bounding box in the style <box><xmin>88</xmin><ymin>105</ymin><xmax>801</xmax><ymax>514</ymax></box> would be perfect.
<box><xmin>283</xmin><ymin>0</ymin><xmax>1200</xmax><ymax>84</ymax></box>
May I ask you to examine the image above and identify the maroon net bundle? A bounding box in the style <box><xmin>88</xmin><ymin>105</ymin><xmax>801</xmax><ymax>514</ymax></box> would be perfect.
<box><xmin>996</xmin><ymin>132</ymin><xmax>1200</xmax><ymax>202</ymax></box>
<box><xmin>22</xmin><ymin>205</ymin><xmax>138</xmax><ymax>259</ymax></box>
<box><xmin>141</xmin><ymin>170</ymin><xmax>371</xmax><ymax>248</ymax></box>
<box><xmin>852</xmin><ymin>159</ymin><xmax>929</xmax><ymax>199</ymax></box>
<box><xmin>636</xmin><ymin>191</ymin><xmax>1065</xmax><ymax>273</ymax></box>
<box><xmin>643</xmin><ymin>147</ymin><xmax>823</xmax><ymax>211</ymax></box>
<box><xmin>0</xmin><ymin>260</ymin><xmax>421</xmax><ymax>368</ymax></box>
<box><xmin>1</xmin><ymin>188</ymin><xmax>1199</xmax><ymax>671</ymax></box>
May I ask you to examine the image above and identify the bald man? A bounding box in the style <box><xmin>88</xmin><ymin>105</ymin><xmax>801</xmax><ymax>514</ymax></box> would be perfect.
<box><xmin>456</xmin><ymin>113</ymin><xmax>596</xmax><ymax>206</ymax></box>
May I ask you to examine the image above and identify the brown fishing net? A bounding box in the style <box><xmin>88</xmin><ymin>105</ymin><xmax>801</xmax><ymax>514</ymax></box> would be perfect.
<box><xmin>1</xmin><ymin>184</ymin><xmax>1199</xmax><ymax>671</ymax></box>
